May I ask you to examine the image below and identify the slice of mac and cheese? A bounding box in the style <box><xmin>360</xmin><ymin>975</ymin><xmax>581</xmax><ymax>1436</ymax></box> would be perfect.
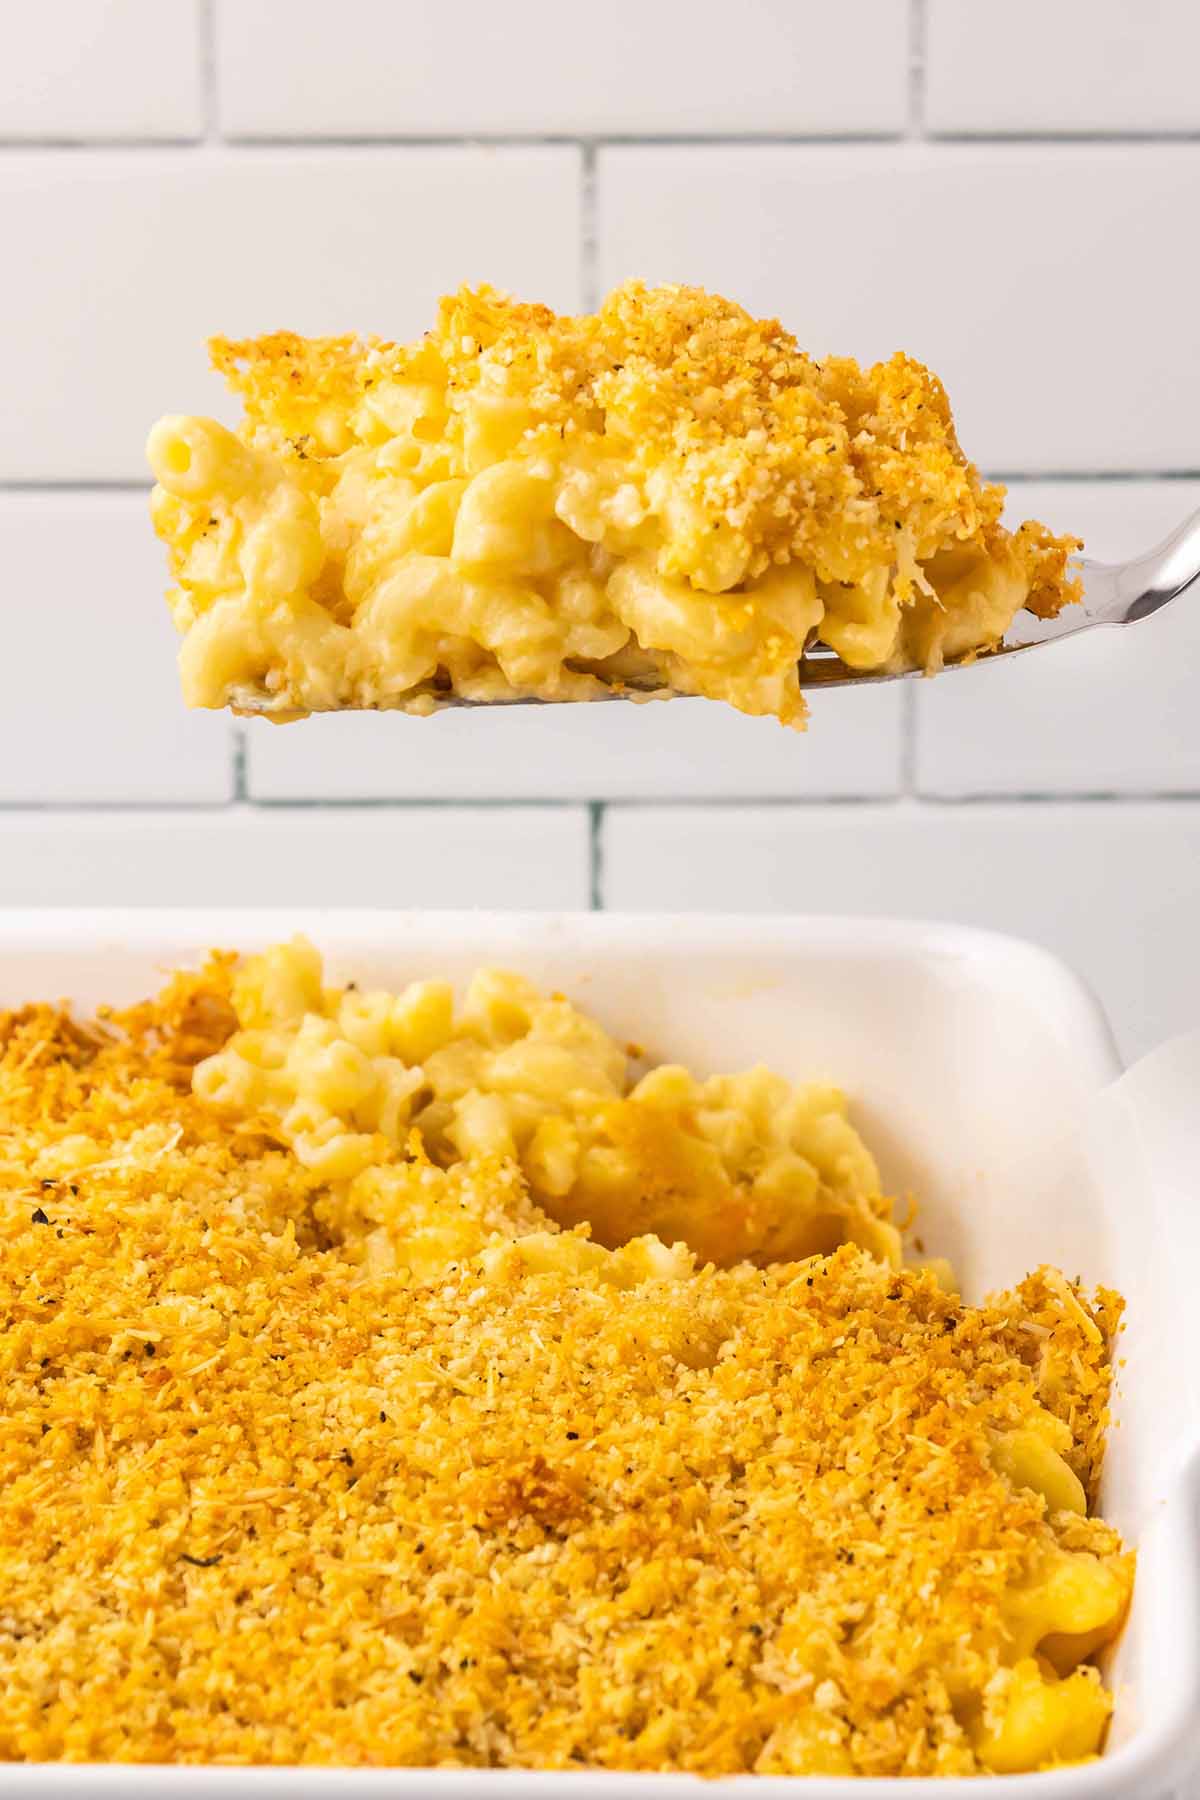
<box><xmin>146</xmin><ymin>283</ymin><xmax>1080</xmax><ymax>728</ymax></box>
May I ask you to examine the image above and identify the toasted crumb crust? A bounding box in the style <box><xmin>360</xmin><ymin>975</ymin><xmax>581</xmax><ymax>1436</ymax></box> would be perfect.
<box><xmin>0</xmin><ymin>963</ymin><xmax>1126</xmax><ymax>1774</ymax></box>
<box><xmin>210</xmin><ymin>282</ymin><xmax>1080</xmax><ymax>603</ymax></box>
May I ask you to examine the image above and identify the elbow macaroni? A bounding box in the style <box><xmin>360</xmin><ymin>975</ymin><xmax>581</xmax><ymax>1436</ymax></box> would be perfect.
<box><xmin>186</xmin><ymin>939</ymin><xmax>1134</xmax><ymax>1775</ymax></box>
<box><xmin>193</xmin><ymin>937</ymin><xmax>901</xmax><ymax>1270</ymax></box>
<box><xmin>146</xmin><ymin>283</ymin><xmax>1081</xmax><ymax>727</ymax></box>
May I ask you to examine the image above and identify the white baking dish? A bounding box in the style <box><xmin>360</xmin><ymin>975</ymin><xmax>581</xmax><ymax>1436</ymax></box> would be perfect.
<box><xmin>1</xmin><ymin>910</ymin><xmax>1197</xmax><ymax>1800</ymax></box>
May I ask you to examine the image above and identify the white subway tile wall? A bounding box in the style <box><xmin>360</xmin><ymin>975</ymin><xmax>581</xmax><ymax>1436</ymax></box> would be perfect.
<box><xmin>602</xmin><ymin>802</ymin><xmax>1200</xmax><ymax>1063</ymax></box>
<box><xmin>0</xmin><ymin>0</ymin><xmax>203</xmax><ymax>140</ymax></box>
<box><xmin>216</xmin><ymin>0</ymin><xmax>909</xmax><ymax>138</ymax></box>
<box><xmin>246</xmin><ymin>686</ymin><xmax>905</xmax><ymax>801</ymax></box>
<box><xmin>0</xmin><ymin>492</ymin><xmax>231</xmax><ymax>803</ymax></box>
<box><xmin>0</xmin><ymin>808</ymin><xmax>590</xmax><ymax>909</ymax></box>
<box><xmin>925</xmin><ymin>0</ymin><xmax>1200</xmax><ymax>135</ymax></box>
<box><xmin>2</xmin><ymin>1</ymin><xmax>1199</xmax><ymax>1092</ymax></box>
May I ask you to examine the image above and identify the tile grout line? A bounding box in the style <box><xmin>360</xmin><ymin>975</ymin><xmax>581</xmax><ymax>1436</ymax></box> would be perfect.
<box><xmin>597</xmin><ymin>792</ymin><xmax>1200</xmax><ymax>808</ymax></box>
<box><xmin>0</xmin><ymin>132</ymin><xmax>898</xmax><ymax>153</ymax></box>
<box><xmin>580</xmin><ymin>145</ymin><xmax>604</xmax><ymax>904</ymax></box>
<box><xmin>985</xmin><ymin>470</ymin><xmax>1200</xmax><ymax>485</ymax></box>
<box><xmin>231</xmin><ymin>727</ymin><xmax>248</xmax><ymax>803</ymax></box>
<box><xmin>6</xmin><ymin>131</ymin><xmax>1200</xmax><ymax>151</ymax></box>
<box><xmin>926</xmin><ymin>129</ymin><xmax>1200</xmax><ymax>146</ymax></box>
<box><xmin>904</xmin><ymin>0</ymin><xmax>931</xmax><ymax>814</ymax></box>
<box><xmin>5</xmin><ymin>794</ymin><xmax>1200</xmax><ymax>816</ymax></box>
<box><xmin>0</xmin><ymin>481</ymin><xmax>153</xmax><ymax>494</ymax></box>
<box><xmin>588</xmin><ymin>802</ymin><xmax>605</xmax><ymax>910</ymax></box>
<box><xmin>198</xmin><ymin>0</ymin><xmax>218</xmax><ymax>142</ymax></box>
<box><xmin>0</xmin><ymin>799</ymin><xmax>597</xmax><ymax>817</ymax></box>
<box><xmin>580</xmin><ymin>142</ymin><xmax>599</xmax><ymax>310</ymax></box>
<box><xmin>908</xmin><ymin>0</ymin><xmax>927</xmax><ymax>139</ymax></box>
<box><xmin>899</xmin><ymin>686</ymin><xmax>918</xmax><ymax>797</ymax></box>
<box><xmin>0</xmin><ymin>136</ymin><xmax>204</xmax><ymax>150</ymax></box>
<box><xmin>216</xmin><ymin>131</ymin><xmax>911</xmax><ymax>149</ymax></box>
<box><xmin>577</xmin><ymin>792</ymin><xmax>1200</xmax><ymax>809</ymax></box>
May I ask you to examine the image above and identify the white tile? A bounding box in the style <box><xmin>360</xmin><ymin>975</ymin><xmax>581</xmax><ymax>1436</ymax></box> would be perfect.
<box><xmin>0</xmin><ymin>492</ymin><xmax>231</xmax><ymax>803</ymax></box>
<box><xmin>601</xmin><ymin>800</ymin><xmax>1200</xmax><ymax>1061</ymax></box>
<box><xmin>926</xmin><ymin>0</ymin><xmax>1200</xmax><ymax>135</ymax></box>
<box><xmin>0</xmin><ymin>147</ymin><xmax>581</xmax><ymax>481</ymax></box>
<box><xmin>216</xmin><ymin>0</ymin><xmax>907</xmax><ymax>138</ymax></box>
<box><xmin>0</xmin><ymin>807</ymin><xmax>590</xmax><ymax>908</ymax></box>
<box><xmin>916</xmin><ymin>481</ymin><xmax>1200</xmax><ymax>796</ymax></box>
<box><xmin>0</xmin><ymin>0</ymin><xmax>202</xmax><ymax>139</ymax></box>
<box><xmin>597</xmin><ymin>144</ymin><xmax>1200</xmax><ymax>473</ymax></box>
<box><xmin>246</xmin><ymin>684</ymin><xmax>903</xmax><ymax>801</ymax></box>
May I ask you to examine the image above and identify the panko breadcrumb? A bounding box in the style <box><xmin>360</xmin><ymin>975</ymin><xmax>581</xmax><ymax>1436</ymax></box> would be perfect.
<box><xmin>0</xmin><ymin>959</ymin><xmax>1131</xmax><ymax>1775</ymax></box>
<box><xmin>147</xmin><ymin>283</ymin><xmax>1080</xmax><ymax>727</ymax></box>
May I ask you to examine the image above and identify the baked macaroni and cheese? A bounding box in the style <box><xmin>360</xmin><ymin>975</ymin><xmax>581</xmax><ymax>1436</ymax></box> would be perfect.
<box><xmin>0</xmin><ymin>943</ymin><xmax>1131</xmax><ymax>1775</ymax></box>
<box><xmin>146</xmin><ymin>284</ymin><xmax>1080</xmax><ymax>727</ymax></box>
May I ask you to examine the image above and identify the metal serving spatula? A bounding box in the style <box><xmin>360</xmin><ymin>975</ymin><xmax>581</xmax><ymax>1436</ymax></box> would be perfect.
<box><xmin>797</xmin><ymin>494</ymin><xmax>1200</xmax><ymax>692</ymax></box>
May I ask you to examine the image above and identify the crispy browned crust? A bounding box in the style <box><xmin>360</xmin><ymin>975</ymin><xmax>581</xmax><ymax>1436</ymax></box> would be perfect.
<box><xmin>1</xmin><ymin>960</ymin><xmax>1125</xmax><ymax>1773</ymax></box>
<box><xmin>208</xmin><ymin>282</ymin><xmax>1080</xmax><ymax>605</ymax></box>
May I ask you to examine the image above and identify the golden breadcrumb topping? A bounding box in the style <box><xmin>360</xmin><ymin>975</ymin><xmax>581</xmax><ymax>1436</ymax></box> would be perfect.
<box><xmin>0</xmin><ymin>960</ymin><xmax>1130</xmax><ymax>1775</ymax></box>
<box><xmin>209</xmin><ymin>286</ymin><xmax>1074</xmax><ymax>602</ymax></box>
<box><xmin>147</xmin><ymin>284</ymin><xmax>1080</xmax><ymax>727</ymax></box>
